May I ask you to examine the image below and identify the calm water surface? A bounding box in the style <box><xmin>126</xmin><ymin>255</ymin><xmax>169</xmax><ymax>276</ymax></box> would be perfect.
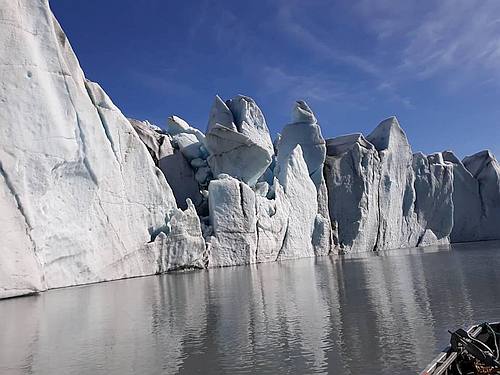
<box><xmin>1</xmin><ymin>241</ymin><xmax>500</xmax><ymax>374</ymax></box>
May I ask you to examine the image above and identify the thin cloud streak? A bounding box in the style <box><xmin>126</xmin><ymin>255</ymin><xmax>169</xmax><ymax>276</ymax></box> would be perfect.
<box><xmin>277</xmin><ymin>0</ymin><xmax>500</xmax><ymax>103</ymax></box>
<box><xmin>275</xmin><ymin>1</ymin><xmax>381</xmax><ymax>77</ymax></box>
<box><xmin>355</xmin><ymin>0</ymin><xmax>500</xmax><ymax>87</ymax></box>
<box><xmin>402</xmin><ymin>0</ymin><xmax>500</xmax><ymax>83</ymax></box>
<box><xmin>273</xmin><ymin>0</ymin><xmax>414</xmax><ymax>108</ymax></box>
<box><xmin>258</xmin><ymin>65</ymin><xmax>373</xmax><ymax>111</ymax></box>
<box><xmin>261</xmin><ymin>66</ymin><xmax>346</xmax><ymax>102</ymax></box>
<box><xmin>377</xmin><ymin>81</ymin><xmax>414</xmax><ymax>109</ymax></box>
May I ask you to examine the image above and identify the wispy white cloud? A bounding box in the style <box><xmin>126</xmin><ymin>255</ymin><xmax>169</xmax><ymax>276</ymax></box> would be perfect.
<box><xmin>261</xmin><ymin>66</ymin><xmax>342</xmax><ymax>101</ymax></box>
<box><xmin>275</xmin><ymin>0</ymin><xmax>500</xmax><ymax>105</ymax></box>
<box><xmin>187</xmin><ymin>0</ymin><xmax>210</xmax><ymax>41</ymax></box>
<box><xmin>129</xmin><ymin>69</ymin><xmax>196</xmax><ymax>97</ymax></box>
<box><xmin>273</xmin><ymin>0</ymin><xmax>415</xmax><ymax>108</ymax></box>
<box><xmin>258</xmin><ymin>65</ymin><xmax>371</xmax><ymax>109</ymax></box>
<box><xmin>275</xmin><ymin>0</ymin><xmax>381</xmax><ymax>77</ymax></box>
<box><xmin>401</xmin><ymin>0</ymin><xmax>500</xmax><ymax>83</ymax></box>
<box><xmin>353</xmin><ymin>0</ymin><xmax>420</xmax><ymax>40</ymax></box>
<box><xmin>376</xmin><ymin>81</ymin><xmax>414</xmax><ymax>109</ymax></box>
<box><xmin>354</xmin><ymin>0</ymin><xmax>500</xmax><ymax>87</ymax></box>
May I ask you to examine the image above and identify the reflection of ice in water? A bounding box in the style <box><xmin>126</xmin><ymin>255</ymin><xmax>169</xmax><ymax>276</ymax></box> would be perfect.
<box><xmin>1</xmin><ymin>242</ymin><xmax>500</xmax><ymax>374</ymax></box>
<box><xmin>347</xmin><ymin>245</ymin><xmax>475</xmax><ymax>372</ymax></box>
<box><xmin>150</xmin><ymin>271</ymin><xmax>210</xmax><ymax>374</ymax></box>
<box><xmin>0</xmin><ymin>273</ymin><xmax>211</xmax><ymax>375</ymax></box>
<box><xmin>360</xmin><ymin>252</ymin><xmax>437</xmax><ymax>372</ymax></box>
<box><xmin>0</xmin><ymin>295</ymin><xmax>42</xmax><ymax>373</ymax></box>
<box><xmin>314</xmin><ymin>257</ymin><xmax>351</xmax><ymax>373</ymax></box>
<box><xmin>208</xmin><ymin>259</ymin><xmax>331</xmax><ymax>373</ymax></box>
<box><xmin>265</xmin><ymin>260</ymin><xmax>331</xmax><ymax>373</ymax></box>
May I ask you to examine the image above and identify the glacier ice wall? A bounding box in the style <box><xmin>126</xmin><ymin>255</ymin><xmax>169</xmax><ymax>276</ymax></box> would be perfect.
<box><xmin>324</xmin><ymin>118</ymin><xmax>498</xmax><ymax>252</ymax></box>
<box><xmin>1</xmin><ymin>0</ymin><xmax>500</xmax><ymax>299</ymax></box>
<box><xmin>0</xmin><ymin>0</ymin><xmax>205</xmax><ymax>298</ymax></box>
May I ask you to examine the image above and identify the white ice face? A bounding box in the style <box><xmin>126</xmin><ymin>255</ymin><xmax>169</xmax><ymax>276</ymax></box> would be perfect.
<box><xmin>0</xmin><ymin>0</ymin><xmax>204</xmax><ymax>298</ymax></box>
<box><xmin>1</xmin><ymin>0</ymin><xmax>499</xmax><ymax>300</ymax></box>
<box><xmin>276</xmin><ymin>101</ymin><xmax>327</xmax><ymax>188</ymax></box>
<box><xmin>205</xmin><ymin>95</ymin><xmax>274</xmax><ymax>186</ymax></box>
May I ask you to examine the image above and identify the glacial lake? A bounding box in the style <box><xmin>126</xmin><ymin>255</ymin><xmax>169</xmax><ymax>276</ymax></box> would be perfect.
<box><xmin>1</xmin><ymin>242</ymin><xmax>500</xmax><ymax>374</ymax></box>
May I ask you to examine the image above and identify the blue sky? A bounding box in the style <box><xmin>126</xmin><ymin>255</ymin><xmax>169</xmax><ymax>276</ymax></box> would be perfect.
<box><xmin>51</xmin><ymin>0</ymin><xmax>500</xmax><ymax>158</ymax></box>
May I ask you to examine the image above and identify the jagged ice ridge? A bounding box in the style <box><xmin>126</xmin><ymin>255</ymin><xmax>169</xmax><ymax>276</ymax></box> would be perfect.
<box><xmin>1</xmin><ymin>0</ymin><xmax>499</xmax><ymax>299</ymax></box>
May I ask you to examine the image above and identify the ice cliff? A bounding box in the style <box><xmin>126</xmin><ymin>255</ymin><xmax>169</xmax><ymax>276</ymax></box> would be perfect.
<box><xmin>0</xmin><ymin>0</ymin><xmax>205</xmax><ymax>298</ymax></box>
<box><xmin>205</xmin><ymin>95</ymin><xmax>274</xmax><ymax>186</ymax></box>
<box><xmin>1</xmin><ymin>0</ymin><xmax>499</xmax><ymax>299</ymax></box>
<box><xmin>324</xmin><ymin>119</ymin><xmax>496</xmax><ymax>252</ymax></box>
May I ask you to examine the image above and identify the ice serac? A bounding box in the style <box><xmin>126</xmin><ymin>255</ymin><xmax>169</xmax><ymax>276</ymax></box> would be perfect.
<box><xmin>129</xmin><ymin>118</ymin><xmax>203</xmax><ymax>211</ymax></box>
<box><xmin>313</xmin><ymin>177</ymin><xmax>335</xmax><ymax>256</ymax></box>
<box><xmin>277</xmin><ymin>101</ymin><xmax>333</xmax><ymax>255</ymax></box>
<box><xmin>463</xmin><ymin>150</ymin><xmax>500</xmax><ymax>240</ymax></box>
<box><xmin>367</xmin><ymin>117</ymin><xmax>415</xmax><ymax>250</ymax></box>
<box><xmin>411</xmin><ymin>152</ymin><xmax>453</xmax><ymax>246</ymax></box>
<box><xmin>167</xmin><ymin>115</ymin><xmax>205</xmax><ymax>143</ymax></box>
<box><xmin>165</xmin><ymin>116</ymin><xmax>212</xmax><ymax>202</ymax></box>
<box><xmin>205</xmin><ymin>95</ymin><xmax>274</xmax><ymax>186</ymax></box>
<box><xmin>255</xmin><ymin>180</ymin><xmax>290</xmax><ymax>263</ymax></box>
<box><xmin>208</xmin><ymin>175</ymin><xmax>257</xmax><ymax>267</ymax></box>
<box><xmin>277</xmin><ymin>101</ymin><xmax>327</xmax><ymax>187</ymax></box>
<box><xmin>127</xmin><ymin>119</ymin><xmax>167</xmax><ymax>164</ymax></box>
<box><xmin>324</xmin><ymin>131</ymin><xmax>454</xmax><ymax>252</ymax></box>
<box><xmin>442</xmin><ymin>151</ymin><xmax>482</xmax><ymax>242</ymax></box>
<box><xmin>0</xmin><ymin>0</ymin><xmax>206</xmax><ymax>298</ymax></box>
<box><xmin>275</xmin><ymin>146</ymin><xmax>317</xmax><ymax>259</ymax></box>
<box><xmin>324</xmin><ymin>134</ymin><xmax>381</xmax><ymax>253</ymax></box>
<box><xmin>168</xmin><ymin>116</ymin><xmax>207</xmax><ymax>162</ymax></box>
<box><xmin>147</xmin><ymin>199</ymin><xmax>206</xmax><ymax>271</ymax></box>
